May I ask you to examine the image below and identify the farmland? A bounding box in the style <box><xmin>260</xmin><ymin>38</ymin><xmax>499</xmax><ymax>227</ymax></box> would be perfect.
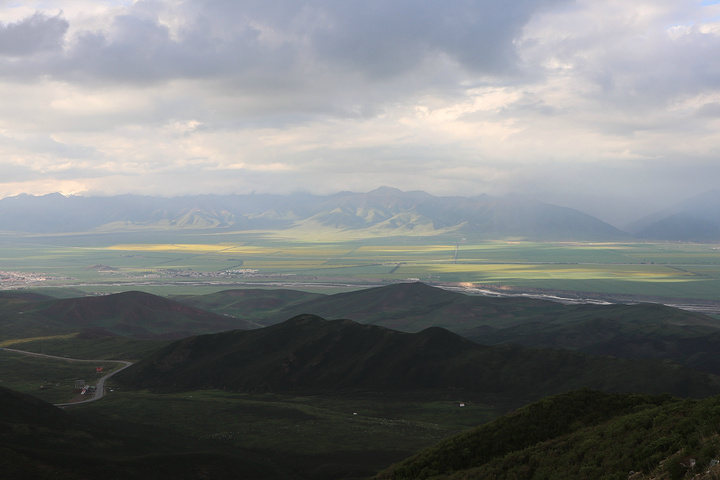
<box><xmin>1</xmin><ymin>231</ymin><xmax>720</xmax><ymax>302</ymax></box>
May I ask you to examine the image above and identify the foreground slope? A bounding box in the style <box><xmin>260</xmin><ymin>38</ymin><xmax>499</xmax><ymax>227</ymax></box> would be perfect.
<box><xmin>375</xmin><ymin>389</ymin><xmax>720</xmax><ymax>480</ymax></box>
<box><xmin>113</xmin><ymin>315</ymin><xmax>720</xmax><ymax>400</ymax></box>
<box><xmin>0</xmin><ymin>385</ymin><xmax>283</xmax><ymax>480</ymax></box>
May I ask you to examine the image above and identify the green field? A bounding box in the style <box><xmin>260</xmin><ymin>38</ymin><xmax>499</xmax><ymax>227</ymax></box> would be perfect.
<box><xmin>2</xmin><ymin>231</ymin><xmax>720</xmax><ymax>301</ymax></box>
<box><xmin>72</xmin><ymin>387</ymin><xmax>498</xmax><ymax>478</ymax></box>
<box><xmin>77</xmin><ymin>389</ymin><xmax>496</xmax><ymax>453</ymax></box>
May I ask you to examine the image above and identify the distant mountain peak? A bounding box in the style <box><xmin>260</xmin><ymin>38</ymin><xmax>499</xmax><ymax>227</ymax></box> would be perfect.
<box><xmin>368</xmin><ymin>186</ymin><xmax>404</xmax><ymax>195</ymax></box>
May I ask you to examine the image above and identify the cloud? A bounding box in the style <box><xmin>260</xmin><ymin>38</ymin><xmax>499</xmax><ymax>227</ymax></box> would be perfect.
<box><xmin>0</xmin><ymin>0</ymin><xmax>719</xmax><ymax>224</ymax></box>
<box><xmin>3</xmin><ymin>1</ymin><xmax>568</xmax><ymax>87</ymax></box>
<box><xmin>0</xmin><ymin>12</ymin><xmax>68</xmax><ymax>56</ymax></box>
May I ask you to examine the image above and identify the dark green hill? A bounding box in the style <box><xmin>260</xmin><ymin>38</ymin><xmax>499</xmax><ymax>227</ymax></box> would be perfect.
<box><xmin>177</xmin><ymin>282</ymin><xmax>580</xmax><ymax>329</ymax></box>
<box><xmin>0</xmin><ymin>290</ymin><xmax>260</xmax><ymax>341</ymax></box>
<box><xmin>374</xmin><ymin>389</ymin><xmax>720</xmax><ymax>480</ymax></box>
<box><xmin>182</xmin><ymin>282</ymin><xmax>718</xmax><ymax>331</ymax></box>
<box><xmin>462</xmin><ymin>302</ymin><xmax>720</xmax><ymax>375</ymax></box>
<box><xmin>113</xmin><ymin>314</ymin><xmax>720</xmax><ymax>400</ymax></box>
<box><xmin>177</xmin><ymin>282</ymin><xmax>720</xmax><ymax>375</ymax></box>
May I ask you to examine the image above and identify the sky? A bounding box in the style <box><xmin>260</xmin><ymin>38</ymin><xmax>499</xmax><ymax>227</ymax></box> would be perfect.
<box><xmin>1</xmin><ymin>0</ymin><xmax>720</xmax><ymax>225</ymax></box>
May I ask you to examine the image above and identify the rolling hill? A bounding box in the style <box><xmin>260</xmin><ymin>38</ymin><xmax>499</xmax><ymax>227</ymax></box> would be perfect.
<box><xmin>113</xmin><ymin>314</ymin><xmax>720</xmax><ymax>400</ymax></box>
<box><xmin>0</xmin><ymin>188</ymin><xmax>628</xmax><ymax>240</ymax></box>
<box><xmin>178</xmin><ymin>282</ymin><xmax>720</xmax><ymax>331</ymax></box>
<box><xmin>171</xmin><ymin>288</ymin><xmax>324</xmax><ymax>323</ymax></box>
<box><xmin>176</xmin><ymin>282</ymin><xmax>720</xmax><ymax>375</ymax></box>
<box><xmin>0</xmin><ymin>290</ymin><xmax>260</xmax><ymax>341</ymax></box>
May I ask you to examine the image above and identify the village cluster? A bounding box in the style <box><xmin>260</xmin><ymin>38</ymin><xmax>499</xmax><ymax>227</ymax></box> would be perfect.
<box><xmin>0</xmin><ymin>271</ymin><xmax>71</xmax><ymax>289</ymax></box>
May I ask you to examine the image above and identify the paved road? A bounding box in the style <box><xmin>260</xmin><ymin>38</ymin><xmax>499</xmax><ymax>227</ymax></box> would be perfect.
<box><xmin>1</xmin><ymin>347</ymin><xmax>133</xmax><ymax>407</ymax></box>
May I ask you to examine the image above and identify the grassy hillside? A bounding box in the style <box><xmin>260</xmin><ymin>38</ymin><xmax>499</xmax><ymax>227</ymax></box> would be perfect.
<box><xmin>375</xmin><ymin>389</ymin><xmax>720</xmax><ymax>480</ymax></box>
<box><xmin>74</xmin><ymin>388</ymin><xmax>496</xmax><ymax>480</ymax></box>
<box><xmin>113</xmin><ymin>314</ymin><xmax>720</xmax><ymax>400</ymax></box>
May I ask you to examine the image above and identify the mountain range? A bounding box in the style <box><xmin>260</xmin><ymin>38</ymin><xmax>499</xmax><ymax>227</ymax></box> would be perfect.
<box><xmin>0</xmin><ymin>187</ymin><xmax>624</xmax><ymax>240</ymax></box>
<box><xmin>2</xmin><ymin>187</ymin><xmax>719</xmax><ymax>240</ymax></box>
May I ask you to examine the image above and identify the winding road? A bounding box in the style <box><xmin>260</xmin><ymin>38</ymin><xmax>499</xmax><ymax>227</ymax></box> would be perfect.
<box><xmin>0</xmin><ymin>347</ymin><xmax>133</xmax><ymax>407</ymax></box>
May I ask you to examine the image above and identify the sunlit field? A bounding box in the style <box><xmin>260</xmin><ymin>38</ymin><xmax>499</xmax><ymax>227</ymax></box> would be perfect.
<box><xmin>2</xmin><ymin>232</ymin><xmax>720</xmax><ymax>301</ymax></box>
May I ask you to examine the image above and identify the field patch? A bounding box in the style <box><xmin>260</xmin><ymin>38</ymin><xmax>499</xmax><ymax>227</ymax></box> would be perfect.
<box><xmin>2</xmin><ymin>234</ymin><xmax>720</xmax><ymax>301</ymax></box>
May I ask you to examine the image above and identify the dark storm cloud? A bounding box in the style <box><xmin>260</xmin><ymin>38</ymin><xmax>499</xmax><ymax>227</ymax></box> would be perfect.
<box><xmin>5</xmin><ymin>0</ymin><xmax>570</xmax><ymax>87</ymax></box>
<box><xmin>308</xmin><ymin>0</ymin><xmax>542</xmax><ymax>77</ymax></box>
<box><xmin>0</xmin><ymin>12</ymin><xmax>68</xmax><ymax>56</ymax></box>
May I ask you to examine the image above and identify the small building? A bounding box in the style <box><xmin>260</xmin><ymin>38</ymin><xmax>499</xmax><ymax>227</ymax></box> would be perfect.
<box><xmin>74</xmin><ymin>379</ymin><xmax>85</xmax><ymax>389</ymax></box>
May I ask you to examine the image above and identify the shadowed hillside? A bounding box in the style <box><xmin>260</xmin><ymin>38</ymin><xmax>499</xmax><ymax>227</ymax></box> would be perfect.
<box><xmin>0</xmin><ymin>385</ymin><xmax>283</xmax><ymax>479</ymax></box>
<box><xmin>248</xmin><ymin>281</ymin><xmax>577</xmax><ymax>330</ymax></box>
<box><xmin>0</xmin><ymin>290</ymin><xmax>261</xmax><ymax>341</ymax></box>
<box><xmin>374</xmin><ymin>389</ymin><xmax>720</xmax><ymax>480</ymax></box>
<box><xmin>171</xmin><ymin>288</ymin><xmax>324</xmax><ymax>322</ymax></box>
<box><xmin>182</xmin><ymin>282</ymin><xmax>719</xmax><ymax>332</ymax></box>
<box><xmin>177</xmin><ymin>283</ymin><xmax>720</xmax><ymax>375</ymax></box>
<box><xmin>113</xmin><ymin>314</ymin><xmax>720</xmax><ymax>400</ymax></box>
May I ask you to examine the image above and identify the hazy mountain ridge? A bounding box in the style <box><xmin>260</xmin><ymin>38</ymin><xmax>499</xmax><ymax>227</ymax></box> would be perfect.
<box><xmin>626</xmin><ymin>189</ymin><xmax>720</xmax><ymax>240</ymax></box>
<box><xmin>0</xmin><ymin>188</ymin><xmax>627</xmax><ymax>240</ymax></box>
